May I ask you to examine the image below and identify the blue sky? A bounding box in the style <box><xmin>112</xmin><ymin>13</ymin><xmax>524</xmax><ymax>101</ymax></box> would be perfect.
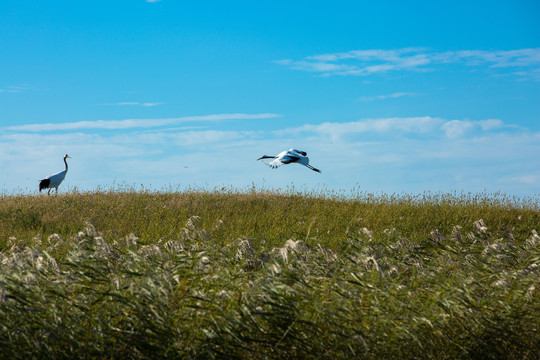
<box><xmin>1</xmin><ymin>0</ymin><xmax>539</xmax><ymax>196</ymax></box>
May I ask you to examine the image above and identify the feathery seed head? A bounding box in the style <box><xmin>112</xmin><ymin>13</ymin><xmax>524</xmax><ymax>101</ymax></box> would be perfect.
<box><xmin>473</xmin><ymin>219</ymin><xmax>488</xmax><ymax>233</ymax></box>
<box><xmin>360</xmin><ymin>227</ymin><xmax>373</xmax><ymax>239</ymax></box>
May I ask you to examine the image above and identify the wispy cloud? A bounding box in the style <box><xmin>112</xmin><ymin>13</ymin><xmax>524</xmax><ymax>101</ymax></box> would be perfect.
<box><xmin>279</xmin><ymin>117</ymin><xmax>511</xmax><ymax>141</ymax></box>
<box><xmin>101</xmin><ymin>102</ymin><xmax>165</xmax><ymax>107</ymax></box>
<box><xmin>445</xmin><ymin>49</ymin><xmax>540</xmax><ymax>68</ymax></box>
<box><xmin>358</xmin><ymin>92</ymin><xmax>416</xmax><ymax>102</ymax></box>
<box><xmin>0</xmin><ymin>85</ymin><xmax>28</xmax><ymax>93</ymax></box>
<box><xmin>280</xmin><ymin>117</ymin><xmax>443</xmax><ymax>139</ymax></box>
<box><xmin>146</xmin><ymin>0</ymin><xmax>162</xmax><ymax>3</ymax></box>
<box><xmin>277</xmin><ymin>48</ymin><xmax>540</xmax><ymax>80</ymax></box>
<box><xmin>6</xmin><ymin>113</ymin><xmax>282</xmax><ymax>132</ymax></box>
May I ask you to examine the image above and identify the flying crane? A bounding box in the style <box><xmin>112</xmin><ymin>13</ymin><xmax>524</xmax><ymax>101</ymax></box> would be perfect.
<box><xmin>257</xmin><ymin>148</ymin><xmax>321</xmax><ymax>173</ymax></box>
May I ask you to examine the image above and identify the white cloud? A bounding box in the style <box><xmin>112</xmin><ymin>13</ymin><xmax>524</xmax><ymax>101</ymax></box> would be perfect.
<box><xmin>279</xmin><ymin>117</ymin><xmax>512</xmax><ymax>143</ymax></box>
<box><xmin>6</xmin><ymin>113</ymin><xmax>282</xmax><ymax>132</ymax></box>
<box><xmin>101</xmin><ymin>102</ymin><xmax>165</xmax><ymax>107</ymax></box>
<box><xmin>508</xmin><ymin>174</ymin><xmax>538</xmax><ymax>185</ymax></box>
<box><xmin>358</xmin><ymin>92</ymin><xmax>416</xmax><ymax>101</ymax></box>
<box><xmin>280</xmin><ymin>117</ymin><xmax>444</xmax><ymax>140</ymax></box>
<box><xmin>277</xmin><ymin>48</ymin><xmax>540</xmax><ymax>79</ymax></box>
<box><xmin>274</xmin><ymin>60</ymin><xmax>354</xmax><ymax>74</ymax></box>
<box><xmin>441</xmin><ymin>119</ymin><xmax>505</xmax><ymax>138</ymax></box>
<box><xmin>1</xmin><ymin>115</ymin><xmax>538</xmax><ymax>196</ymax></box>
<box><xmin>441</xmin><ymin>120</ymin><xmax>475</xmax><ymax>138</ymax></box>
<box><xmin>123</xmin><ymin>130</ymin><xmax>252</xmax><ymax>146</ymax></box>
<box><xmin>452</xmin><ymin>49</ymin><xmax>540</xmax><ymax>68</ymax></box>
<box><xmin>278</xmin><ymin>48</ymin><xmax>433</xmax><ymax>76</ymax></box>
<box><xmin>0</xmin><ymin>85</ymin><xmax>28</xmax><ymax>93</ymax></box>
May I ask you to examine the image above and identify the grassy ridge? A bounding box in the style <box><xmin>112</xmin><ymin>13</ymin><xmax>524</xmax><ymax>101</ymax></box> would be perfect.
<box><xmin>1</xmin><ymin>188</ymin><xmax>538</xmax><ymax>248</ymax></box>
<box><xmin>0</xmin><ymin>189</ymin><xmax>539</xmax><ymax>358</ymax></box>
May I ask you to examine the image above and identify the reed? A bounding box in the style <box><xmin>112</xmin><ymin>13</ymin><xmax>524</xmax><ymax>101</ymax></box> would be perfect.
<box><xmin>0</xmin><ymin>188</ymin><xmax>538</xmax><ymax>358</ymax></box>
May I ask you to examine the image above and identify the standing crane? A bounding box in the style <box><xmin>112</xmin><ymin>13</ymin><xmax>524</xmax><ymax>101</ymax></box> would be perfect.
<box><xmin>39</xmin><ymin>154</ymin><xmax>71</xmax><ymax>195</ymax></box>
<box><xmin>257</xmin><ymin>148</ymin><xmax>321</xmax><ymax>173</ymax></box>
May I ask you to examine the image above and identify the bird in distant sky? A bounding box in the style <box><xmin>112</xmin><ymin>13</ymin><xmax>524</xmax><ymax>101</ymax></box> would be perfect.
<box><xmin>39</xmin><ymin>154</ymin><xmax>71</xmax><ymax>195</ymax></box>
<box><xmin>257</xmin><ymin>148</ymin><xmax>321</xmax><ymax>173</ymax></box>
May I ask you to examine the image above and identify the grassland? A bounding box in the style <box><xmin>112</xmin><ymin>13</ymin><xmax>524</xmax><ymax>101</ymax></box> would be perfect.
<box><xmin>0</xmin><ymin>188</ymin><xmax>539</xmax><ymax>359</ymax></box>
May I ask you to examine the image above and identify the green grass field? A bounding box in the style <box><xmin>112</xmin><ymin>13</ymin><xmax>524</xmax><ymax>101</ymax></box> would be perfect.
<box><xmin>1</xmin><ymin>188</ymin><xmax>539</xmax><ymax>359</ymax></box>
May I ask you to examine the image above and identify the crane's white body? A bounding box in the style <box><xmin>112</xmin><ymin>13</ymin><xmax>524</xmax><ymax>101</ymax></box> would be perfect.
<box><xmin>45</xmin><ymin>169</ymin><xmax>68</xmax><ymax>188</ymax></box>
<box><xmin>39</xmin><ymin>155</ymin><xmax>71</xmax><ymax>195</ymax></box>
<box><xmin>257</xmin><ymin>148</ymin><xmax>321</xmax><ymax>173</ymax></box>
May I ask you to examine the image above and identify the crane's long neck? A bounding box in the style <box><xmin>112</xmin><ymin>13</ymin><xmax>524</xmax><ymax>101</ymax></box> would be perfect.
<box><xmin>64</xmin><ymin>157</ymin><xmax>69</xmax><ymax>173</ymax></box>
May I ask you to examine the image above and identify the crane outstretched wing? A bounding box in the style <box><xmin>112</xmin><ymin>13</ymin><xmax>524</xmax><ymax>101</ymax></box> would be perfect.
<box><xmin>268</xmin><ymin>154</ymin><xmax>300</xmax><ymax>168</ymax></box>
<box><xmin>291</xmin><ymin>149</ymin><xmax>307</xmax><ymax>156</ymax></box>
